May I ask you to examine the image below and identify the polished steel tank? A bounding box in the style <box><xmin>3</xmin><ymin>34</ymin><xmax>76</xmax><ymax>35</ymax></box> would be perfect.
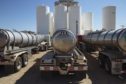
<box><xmin>83</xmin><ymin>28</ymin><xmax>126</xmax><ymax>51</ymax></box>
<box><xmin>0</xmin><ymin>29</ymin><xmax>45</xmax><ymax>48</ymax></box>
<box><xmin>52</xmin><ymin>29</ymin><xmax>77</xmax><ymax>54</ymax></box>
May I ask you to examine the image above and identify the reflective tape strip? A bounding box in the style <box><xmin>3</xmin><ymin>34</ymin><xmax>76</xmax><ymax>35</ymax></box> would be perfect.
<box><xmin>74</xmin><ymin>67</ymin><xmax>78</xmax><ymax>70</ymax></box>
<box><xmin>50</xmin><ymin>67</ymin><xmax>54</xmax><ymax>70</ymax></box>
<box><xmin>40</xmin><ymin>67</ymin><xmax>45</xmax><ymax>70</ymax></box>
<box><xmin>69</xmin><ymin>66</ymin><xmax>88</xmax><ymax>71</ymax></box>
<box><xmin>40</xmin><ymin>66</ymin><xmax>88</xmax><ymax>71</ymax></box>
<box><xmin>40</xmin><ymin>66</ymin><xmax>55</xmax><ymax>71</ymax></box>
<box><xmin>83</xmin><ymin>66</ymin><xmax>88</xmax><ymax>70</ymax></box>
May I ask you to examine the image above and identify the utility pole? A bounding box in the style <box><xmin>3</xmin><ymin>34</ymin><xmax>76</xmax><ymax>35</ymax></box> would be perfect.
<box><xmin>76</xmin><ymin>20</ymin><xmax>78</xmax><ymax>35</ymax></box>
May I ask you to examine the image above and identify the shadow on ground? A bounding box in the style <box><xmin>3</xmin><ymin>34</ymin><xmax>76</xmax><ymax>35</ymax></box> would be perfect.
<box><xmin>0</xmin><ymin>53</ymin><xmax>39</xmax><ymax>78</ymax></box>
<box><xmin>1</xmin><ymin>51</ymin><xmax>125</xmax><ymax>84</ymax></box>
<box><xmin>0</xmin><ymin>65</ymin><xmax>15</xmax><ymax>78</ymax></box>
<box><xmin>84</xmin><ymin>51</ymin><xmax>126</xmax><ymax>84</ymax></box>
<box><xmin>15</xmin><ymin>51</ymin><xmax>89</xmax><ymax>84</ymax></box>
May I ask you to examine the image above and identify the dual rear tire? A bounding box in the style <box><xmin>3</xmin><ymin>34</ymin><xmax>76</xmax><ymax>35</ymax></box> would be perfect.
<box><xmin>14</xmin><ymin>54</ymin><xmax>28</xmax><ymax>72</ymax></box>
<box><xmin>98</xmin><ymin>55</ymin><xmax>112</xmax><ymax>74</ymax></box>
<box><xmin>104</xmin><ymin>58</ymin><xmax>111</xmax><ymax>73</ymax></box>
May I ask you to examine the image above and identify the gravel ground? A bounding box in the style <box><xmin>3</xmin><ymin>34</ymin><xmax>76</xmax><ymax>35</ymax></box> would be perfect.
<box><xmin>0</xmin><ymin>51</ymin><xmax>126</xmax><ymax>84</ymax></box>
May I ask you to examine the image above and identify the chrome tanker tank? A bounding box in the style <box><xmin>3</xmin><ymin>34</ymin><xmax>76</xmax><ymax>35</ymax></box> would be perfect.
<box><xmin>52</xmin><ymin>29</ymin><xmax>77</xmax><ymax>54</ymax></box>
<box><xmin>0</xmin><ymin>29</ymin><xmax>45</xmax><ymax>48</ymax></box>
<box><xmin>83</xmin><ymin>28</ymin><xmax>126</xmax><ymax>51</ymax></box>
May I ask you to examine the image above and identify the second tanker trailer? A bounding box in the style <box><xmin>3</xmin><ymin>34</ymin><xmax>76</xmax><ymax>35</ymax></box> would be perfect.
<box><xmin>82</xmin><ymin>28</ymin><xmax>126</xmax><ymax>75</ymax></box>
<box><xmin>0</xmin><ymin>29</ymin><xmax>45</xmax><ymax>72</ymax></box>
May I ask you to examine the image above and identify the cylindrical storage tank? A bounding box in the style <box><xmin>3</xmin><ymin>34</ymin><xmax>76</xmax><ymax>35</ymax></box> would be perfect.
<box><xmin>98</xmin><ymin>31</ymin><xmax>109</xmax><ymax>45</ymax></box>
<box><xmin>4</xmin><ymin>30</ymin><xmax>15</xmax><ymax>45</ymax></box>
<box><xmin>69</xmin><ymin>5</ymin><xmax>81</xmax><ymax>35</ymax></box>
<box><xmin>102</xmin><ymin>6</ymin><xmax>116</xmax><ymax>31</ymax></box>
<box><xmin>13</xmin><ymin>32</ymin><xmax>23</xmax><ymax>45</ymax></box>
<box><xmin>36</xmin><ymin>5</ymin><xmax>50</xmax><ymax>34</ymax></box>
<box><xmin>49</xmin><ymin>12</ymin><xmax>54</xmax><ymax>36</ymax></box>
<box><xmin>82</xmin><ymin>12</ymin><xmax>92</xmax><ymax>35</ymax></box>
<box><xmin>31</xmin><ymin>34</ymin><xmax>37</xmax><ymax>45</ymax></box>
<box><xmin>103</xmin><ymin>30</ymin><xmax>115</xmax><ymax>45</ymax></box>
<box><xmin>0</xmin><ymin>29</ymin><xmax>44</xmax><ymax>48</ymax></box>
<box><xmin>90</xmin><ymin>31</ymin><xmax>103</xmax><ymax>44</ymax></box>
<box><xmin>19</xmin><ymin>32</ymin><xmax>29</xmax><ymax>47</ymax></box>
<box><xmin>54</xmin><ymin>4</ymin><xmax>67</xmax><ymax>31</ymax></box>
<box><xmin>36</xmin><ymin>35</ymin><xmax>44</xmax><ymax>44</ymax></box>
<box><xmin>83</xmin><ymin>33</ymin><xmax>92</xmax><ymax>43</ymax></box>
<box><xmin>84</xmin><ymin>28</ymin><xmax>126</xmax><ymax>52</ymax></box>
<box><xmin>112</xmin><ymin>29</ymin><xmax>123</xmax><ymax>45</ymax></box>
<box><xmin>52</xmin><ymin>29</ymin><xmax>77</xmax><ymax>54</ymax></box>
<box><xmin>27</xmin><ymin>33</ymin><xmax>33</xmax><ymax>46</ymax></box>
<box><xmin>0</xmin><ymin>30</ymin><xmax>9</xmax><ymax>48</ymax></box>
<box><xmin>3</xmin><ymin>30</ymin><xmax>23</xmax><ymax>46</ymax></box>
<box><xmin>112</xmin><ymin>29</ymin><xmax>126</xmax><ymax>51</ymax></box>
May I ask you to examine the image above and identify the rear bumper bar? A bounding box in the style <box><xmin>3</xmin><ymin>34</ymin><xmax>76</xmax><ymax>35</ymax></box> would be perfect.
<box><xmin>40</xmin><ymin>65</ymin><xmax>88</xmax><ymax>71</ymax></box>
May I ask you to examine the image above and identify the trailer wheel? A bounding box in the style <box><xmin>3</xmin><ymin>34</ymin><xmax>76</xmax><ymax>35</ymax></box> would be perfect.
<box><xmin>14</xmin><ymin>57</ymin><xmax>22</xmax><ymax>72</ymax></box>
<box><xmin>22</xmin><ymin>54</ymin><xmax>28</xmax><ymax>67</ymax></box>
<box><xmin>98</xmin><ymin>56</ymin><xmax>104</xmax><ymax>68</ymax></box>
<box><xmin>45</xmin><ymin>46</ymin><xmax>47</xmax><ymax>51</ymax></box>
<box><xmin>104</xmin><ymin>58</ymin><xmax>111</xmax><ymax>74</ymax></box>
<box><xmin>43</xmin><ymin>45</ymin><xmax>47</xmax><ymax>51</ymax></box>
<box><xmin>32</xmin><ymin>48</ymin><xmax>39</xmax><ymax>54</ymax></box>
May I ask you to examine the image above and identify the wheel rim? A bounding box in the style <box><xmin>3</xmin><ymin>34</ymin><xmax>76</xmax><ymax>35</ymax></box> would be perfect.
<box><xmin>98</xmin><ymin>59</ymin><xmax>102</xmax><ymax>65</ymax></box>
<box><xmin>23</xmin><ymin>55</ymin><xmax>28</xmax><ymax>66</ymax></box>
<box><xmin>17</xmin><ymin>59</ymin><xmax>22</xmax><ymax>70</ymax></box>
<box><xmin>24</xmin><ymin>56</ymin><xmax>28</xmax><ymax>65</ymax></box>
<box><xmin>105</xmin><ymin>62</ymin><xmax>109</xmax><ymax>71</ymax></box>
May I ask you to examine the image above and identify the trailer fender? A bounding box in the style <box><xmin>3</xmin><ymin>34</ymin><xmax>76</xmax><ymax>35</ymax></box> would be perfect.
<box><xmin>12</xmin><ymin>51</ymin><xmax>28</xmax><ymax>62</ymax></box>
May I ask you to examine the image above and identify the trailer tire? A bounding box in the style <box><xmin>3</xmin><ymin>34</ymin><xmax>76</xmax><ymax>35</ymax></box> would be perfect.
<box><xmin>45</xmin><ymin>46</ymin><xmax>47</xmax><ymax>51</ymax></box>
<box><xmin>14</xmin><ymin>57</ymin><xmax>22</xmax><ymax>72</ymax></box>
<box><xmin>22</xmin><ymin>54</ymin><xmax>28</xmax><ymax>67</ymax></box>
<box><xmin>32</xmin><ymin>48</ymin><xmax>39</xmax><ymax>54</ymax></box>
<box><xmin>104</xmin><ymin>58</ymin><xmax>111</xmax><ymax>74</ymax></box>
<box><xmin>98</xmin><ymin>56</ymin><xmax>104</xmax><ymax>68</ymax></box>
<box><xmin>43</xmin><ymin>45</ymin><xmax>48</xmax><ymax>51</ymax></box>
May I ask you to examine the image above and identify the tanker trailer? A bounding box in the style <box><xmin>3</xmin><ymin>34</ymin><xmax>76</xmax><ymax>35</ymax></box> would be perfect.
<box><xmin>83</xmin><ymin>28</ymin><xmax>126</xmax><ymax>75</ymax></box>
<box><xmin>0</xmin><ymin>29</ymin><xmax>45</xmax><ymax>72</ymax></box>
<box><xmin>38</xmin><ymin>34</ymin><xmax>50</xmax><ymax>51</ymax></box>
<box><xmin>40</xmin><ymin>29</ymin><xmax>87</xmax><ymax>75</ymax></box>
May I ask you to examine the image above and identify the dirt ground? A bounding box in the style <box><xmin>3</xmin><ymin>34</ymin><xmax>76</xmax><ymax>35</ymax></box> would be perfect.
<box><xmin>0</xmin><ymin>51</ymin><xmax>126</xmax><ymax>84</ymax></box>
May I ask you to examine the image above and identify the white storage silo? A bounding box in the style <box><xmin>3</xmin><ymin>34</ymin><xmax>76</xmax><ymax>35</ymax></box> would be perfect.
<box><xmin>82</xmin><ymin>12</ymin><xmax>92</xmax><ymax>35</ymax></box>
<box><xmin>49</xmin><ymin>12</ymin><xmax>54</xmax><ymax>36</ymax></box>
<box><xmin>80</xmin><ymin>14</ymin><xmax>84</xmax><ymax>35</ymax></box>
<box><xmin>54</xmin><ymin>4</ymin><xmax>67</xmax><ymax>31</ymax></box>
<box><xmin>102</xmin><ymin>6</ymin><xmax>116</xmax><ymax>31</ymax></box>
<box><xmin>69</xmin><ymin>5</ymin><xmax>81</xmax><ymax>35</ymax></box>
<box><xmin>36</xmin><ymin>5</ymin><xmax>50</xmax><ymax>34</ymax></box>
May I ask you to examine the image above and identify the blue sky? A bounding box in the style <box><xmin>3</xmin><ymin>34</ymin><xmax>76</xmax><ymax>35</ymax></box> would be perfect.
<box><xmin>0</xmin><ymin>0</ymin><xmax>126</xmax><ymax>32</ymax></box>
